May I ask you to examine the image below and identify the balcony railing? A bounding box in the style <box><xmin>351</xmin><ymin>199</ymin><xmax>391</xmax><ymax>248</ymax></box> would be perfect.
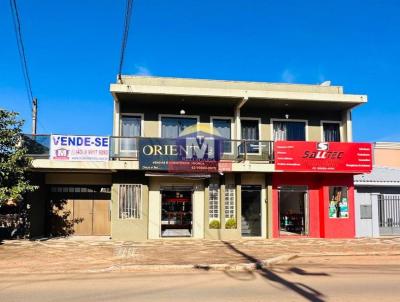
<box><xmin>22</xmin><ymin>135</ymin><xmax>275</xmax><ymax>163</ymax></box>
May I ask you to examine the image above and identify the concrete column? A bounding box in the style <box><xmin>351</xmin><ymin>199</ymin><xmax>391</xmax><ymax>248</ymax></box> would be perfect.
<box><xmin>371</xmin><ymin>193</ymin><xmax>380</xmax><ymax>237</ymax></box>
<box><xmin>342</xmin><ymin>110</ymin><xmax>353</xmax><ymax>142</ymax></box>
<box><xmin>234</xmin><ymin>97</ymin><xmax>248</xmax><ymax>140</ymax></box>
<box><xmin>113</xmin><ymin>98</ymin><xmax>120</xmax><ymax>136</ymax></box>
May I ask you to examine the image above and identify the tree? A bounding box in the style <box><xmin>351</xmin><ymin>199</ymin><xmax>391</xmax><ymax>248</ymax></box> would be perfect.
<box><xmin>0</xmin><ymin>109</ymin><xmax>35</xmax><ymax>211</ymax></box>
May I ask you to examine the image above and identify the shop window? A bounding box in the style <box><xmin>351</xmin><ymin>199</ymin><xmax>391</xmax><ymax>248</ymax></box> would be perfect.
<box><xmin>224</xmin><ymin>184</ymin><xmax>236</xmax><ymax>219</ymax></box>
<box><xmin>329</xmin><ymin>186</ymin><xmax>349</xmax><ymax>218</ymax></box>
<box><xmin>209</xmin><ymin>183</ymin><xmax>220</xmax><ymax>220</ymax></box>
<box><xmin>273</xmin><ymin>121</ymin><xmax>306</xmax><ymax>141</ymax></box>
<box><xmin>119</xmin><ymin>184</ymin><xmax>141</xmax><ymax>219</ymax></box>
<box><xmin>323</xmin><ymin>122</ymin><xmax>341</xmax><ymax>142</ymax></box>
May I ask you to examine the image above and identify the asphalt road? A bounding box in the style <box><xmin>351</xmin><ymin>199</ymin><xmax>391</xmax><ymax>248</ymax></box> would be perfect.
<box><xmin>1</xmin><ymin>256</ymin><xmax>399</xmax><ymax>302</ymax></box>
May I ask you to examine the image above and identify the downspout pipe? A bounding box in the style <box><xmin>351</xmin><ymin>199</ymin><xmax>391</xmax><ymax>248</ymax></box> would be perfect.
<box><xmin>235</xmin><ymin>96</ymin><xmax>248</xmax><ymax>140</ymax></box>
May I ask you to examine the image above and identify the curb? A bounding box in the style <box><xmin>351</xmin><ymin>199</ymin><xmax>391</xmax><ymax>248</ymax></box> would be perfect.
<box><xmin>87</xmin><ymin>254</ymin><xmax>299</xmax><ymax>273</ymax></box>
<box><xmin>86</xmin><ymin>251</ymin><xmax>400</xmax><ymax>273</ymax></box>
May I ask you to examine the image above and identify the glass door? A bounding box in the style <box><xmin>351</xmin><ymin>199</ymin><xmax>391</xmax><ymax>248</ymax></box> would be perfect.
<box><xmin>241</xmin><ymin>185</ymin><xmax>262</xmax><ymax>236</ymax></box>
<box><xmin>278</xmin><ymin>186</ymin><xmax>309</xmax><ymax>236</ymax></box>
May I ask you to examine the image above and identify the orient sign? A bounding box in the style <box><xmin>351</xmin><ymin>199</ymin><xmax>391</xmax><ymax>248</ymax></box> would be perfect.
<box><xmin>138</xmin><ymin>137</ymin><xmax>224</xmax><ymax>172</ymax></box>
<box><xmin>274</xmin><ymin>141</ymin><xmax>373</xmax><ymax>173</ymax></box>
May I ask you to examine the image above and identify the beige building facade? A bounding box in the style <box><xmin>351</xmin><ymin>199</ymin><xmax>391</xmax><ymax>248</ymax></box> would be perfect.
<box><xmin>27</xmin><ymin>76</ymin><xmax>368</xmax><ymax>240</ymax></box>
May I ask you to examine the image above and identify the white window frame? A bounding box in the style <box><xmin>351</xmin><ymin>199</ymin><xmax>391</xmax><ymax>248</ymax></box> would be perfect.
<box><xmin>320</xmin><ymin>120</ymin><xmax>343</xmax><ymax>142</ymax></box>
<box><xmin>224</xmin><ymin>184</ymin><xmax>236</xmax><ymax>220</ymax></box>
<box><xmin>118</xmin><ymin>184</ymin><xmax>142</xmax><ymax>220</ymax></box>
<box><xmin>210</xmin><ymin>116</ymin><xmax>234</xmax><ymax>155</ymax></box>
<box><xmin>208</xmin><ymin>182</ymin><xmax>220</xmax><ymax>221</ymax></box>
<box><xmin>120</xmin><ymin>113</ymin><xmax>144</xmax><ymax>136</ymax></box>
<box><xmin>270</xmin><ymin>118</ymin><xmax>308</xmax><ymax>141</ymax></box>
<box><xmin>240</xmin><ymin>117</ymin><xmax>262</xmax><ymax>155</ymax></box>
<box><xmin>158</xmin><ymin>114</ymin><xmax>200</xmax><ymax>138</ymax></box>
<box><xmin>119</xmin><ymin>113</ymin><xmax>144</xmax><ymax>155</ymax></box>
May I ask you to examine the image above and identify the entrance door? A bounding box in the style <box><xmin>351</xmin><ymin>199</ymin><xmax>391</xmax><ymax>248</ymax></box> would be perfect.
<box><xmin>241</xmin><ymin>185</ymin><xmax>261</xmax><ymax>237</ymax></box>
<box><xmin>161</xmin><ymin>187</ymin><xmax>193</xmax><ymax>237</ymax></box>
<box><xmin>378</xmin><ymin>194</ymin><xmax>400</xmax><ymax>235</ymax></box>
<box><xmin>278</xmin><ymin>186</ymin><xmax>309</xmax><ymax>236</ymax></box>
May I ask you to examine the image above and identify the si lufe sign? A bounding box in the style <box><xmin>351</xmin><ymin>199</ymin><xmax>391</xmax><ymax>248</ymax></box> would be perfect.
<box><xmin>274</xmin><ymin>141</ymin><xmax>372</xmax><ymax>173</ymax></box>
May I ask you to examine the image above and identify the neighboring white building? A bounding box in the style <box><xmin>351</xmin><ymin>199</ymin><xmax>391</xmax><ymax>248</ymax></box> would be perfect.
<box><xmin>354</xmin><ymin>167</ymin><xmax>400</xmax><ymax>237</ymax></box>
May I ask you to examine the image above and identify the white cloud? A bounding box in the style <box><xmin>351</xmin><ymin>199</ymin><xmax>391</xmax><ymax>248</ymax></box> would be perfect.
<box><xmin>134</xmin><ymin>65</ymin><xmax>152</xmax><ymax>76</ymax></box>
<box><xmin>281</xmin><ymin>69</ymin><xmax>295</xmax><ymax>83</ymax></box>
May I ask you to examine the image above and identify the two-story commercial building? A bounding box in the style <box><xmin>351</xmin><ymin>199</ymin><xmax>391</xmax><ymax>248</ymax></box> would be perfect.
<box><xmin>26</xmin><ymin>76</ymin><xmax>372</xmax><ymax>240</ymax></box>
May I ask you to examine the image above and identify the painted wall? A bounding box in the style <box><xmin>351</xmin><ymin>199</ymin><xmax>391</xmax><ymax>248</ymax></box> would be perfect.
<box><xmin>355</xmin><ymin>186</ymin><xmax>400</xmax><ymax>237</ymax></box>
<box><xmin>272</xmin><ymin>173</ymin><xmax>355</xmax><ymax>238</ymax></box>
<box><xmin>374</xmin><ymin>149</ymin><xmax>400</xmax><ymax>168</ymax></box>
<box><xmin>120</xmin><ymin>100</ymin><xmax>348</xmax><ymax>142</ymax></box>
<box><xmin>111</xmin><ymin>171</ymin><xmax>149</xmax><ymax>241</ymax></box>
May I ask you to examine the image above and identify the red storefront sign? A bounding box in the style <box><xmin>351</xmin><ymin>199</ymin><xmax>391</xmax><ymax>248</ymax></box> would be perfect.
<box><xmin>274</xmin><ymin>141</ymin><xmax>372</xmax><ymax>173</ymax></box>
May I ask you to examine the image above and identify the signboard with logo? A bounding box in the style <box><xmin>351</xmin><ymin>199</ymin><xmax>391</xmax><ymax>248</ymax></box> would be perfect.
<box><xmin>274</xmin><ymin>141</ymin><xmax>372</xmax><ymax>173</ymax></box>
<box><xmin>138</xmin><ymin>136</ymin><xmax>224</xmax><ymax>172</ymax></box>
<box><xmin>50</xmin><ymin>135</ymin><xmax>110</xmax><ymax>161</ymax></box>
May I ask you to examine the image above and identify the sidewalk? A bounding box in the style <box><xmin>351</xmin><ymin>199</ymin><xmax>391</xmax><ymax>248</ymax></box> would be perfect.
<box><xmin>0</xmin><ymin>237</ymin><xmax>399</xmax><ymax>273</ymax></box>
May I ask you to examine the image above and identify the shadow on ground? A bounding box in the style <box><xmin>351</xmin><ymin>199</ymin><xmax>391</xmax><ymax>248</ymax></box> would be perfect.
<box><xmin>213</xmin><ymin>241</ymin><xmax>329</xmax><ymax>302</ymax></box>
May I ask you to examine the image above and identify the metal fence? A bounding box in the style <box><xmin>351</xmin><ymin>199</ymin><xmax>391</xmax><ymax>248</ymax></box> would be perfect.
<box><xmin>378</xmin><ymin>194</ymin><xmax>400</xmax><ymax>235</ymax></box>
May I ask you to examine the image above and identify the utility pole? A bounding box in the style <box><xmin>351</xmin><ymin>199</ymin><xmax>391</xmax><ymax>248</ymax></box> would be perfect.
<box><xmin>32</xmin><ymin>97</ymin><xmax>37</xmax><ymax>135</ymax></box>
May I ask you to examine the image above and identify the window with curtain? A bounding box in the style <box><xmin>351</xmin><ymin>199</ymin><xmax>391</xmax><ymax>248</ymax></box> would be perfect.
<box><xmin>241</xmin><ymin>119</ymin><xmax>259</xmax><ymax>153</ymax></box>
<box><xmin>273</xmin><ymin>121</ymin><xmax>306</xmax><ymax>141</ymax></box>
<box><xmin>121</xmin><ymin>116</ymin><xmax>141</xmax><ymax>151</ymax></box>
<box><xmin>212</xmin><ymin>118</ymin><xmax>232</xmax><ymax>153</ymax></box>
<box><xmin>161</xmin><ymin>117</ymin><xmax>197</xmax><ymax>138</ymax></box>
<box><xmin>323</xmin><ymin>123</ymin><xmax>341</xmax><ymax>142</ymax></box>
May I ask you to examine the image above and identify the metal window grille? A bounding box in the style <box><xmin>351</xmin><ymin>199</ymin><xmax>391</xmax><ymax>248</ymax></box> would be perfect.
<box><xmin>209</xmin><ymin>183</ymin><xmax>220</xmax><ymax>220</ymax></box>
<box><xmin>224</xmin><ymin>184</ymin><xmax>236</xmax><ymax>219</ymax></box>
<box><xmin>119</xmin><ymin>184</ymin><xmax>141</xmax><ymax>219</ymax></box>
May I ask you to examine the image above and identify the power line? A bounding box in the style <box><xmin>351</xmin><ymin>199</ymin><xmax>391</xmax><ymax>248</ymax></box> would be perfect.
<box><xmin>9</xmin><ymin>0</ymin><xmax>33</xmax><ymax>111</ymax></box>
<box><xmin>117</xmin><ymin>0</ymin><xmax>134</xmax><ymax>82</ymax></box>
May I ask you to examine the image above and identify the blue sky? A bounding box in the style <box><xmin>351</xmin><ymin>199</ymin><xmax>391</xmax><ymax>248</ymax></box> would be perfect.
<box><xmin>1</xmin><ymin>0</ymin><xmax>400</xmax><ymax>142</ymax></box>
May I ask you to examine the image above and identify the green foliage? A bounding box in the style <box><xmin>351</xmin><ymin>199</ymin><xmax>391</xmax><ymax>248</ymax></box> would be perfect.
<box><xmin>209</xmin><ymin>219</ymin><xmax>221</xmax><ymax>229</ymax></box>
<box><xmin>0</xmin><ymin>109</ymin><xmax>35</xmax><ymax>205</ymax></box>
<box><xmin>225</xmin><ymin>218</ymin><xmax>237</xmax><ymax>229</ymax></box>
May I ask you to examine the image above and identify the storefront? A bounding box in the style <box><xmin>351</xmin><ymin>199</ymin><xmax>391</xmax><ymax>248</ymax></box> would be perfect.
<box><xmin>272</xmin><ymin>141</ymin><xmax>372</xmax><ymax>238</ymax></box>
<box><xmin>273</xmin><ymin>173</ymin><xmax>355</xmax><ymax>238</ymax></box>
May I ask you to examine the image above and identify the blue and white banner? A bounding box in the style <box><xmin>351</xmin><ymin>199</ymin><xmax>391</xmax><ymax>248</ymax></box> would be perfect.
<box><xmin>50</xmin><ymin>135</ymin><xmax>109</xmax><ymax>161</ymax></box>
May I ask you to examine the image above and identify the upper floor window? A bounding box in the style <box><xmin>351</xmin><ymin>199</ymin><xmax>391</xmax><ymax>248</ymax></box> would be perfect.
<box><xmin>121</xmin><ymin>115</ymin><xmax>141</xmax><ymax>151</ymax></box>
<box><xmin>121</xmin><ymin>116</ymin><xmax>141</xmax><ymax>137</ymax></box>
<box><xmin>273</xmin><ymin>121</ymin><xmax>306</xmax><ymax>141</ymax></box>
<box><xmin>212</xmin><ymin>118</ymin><xmax>232</xmax><ymax>153</ymax></box>
<box><xmin>323</xmin><ymin>122</ymin><xmax>341</xmax><ymax>142</ymax></box>
<box><xmin>241</xmin><ymin>119</ymin><xmax>260</xmax><ymax>154</ymax></box>
<box><xmin>241</xmin><ymin>119</ymin><xmax>259</xmax><ymax>140</ymax></box>
<box><xmin>161</xmin><ymin>117</ymin><xmax>197</xmax><ymax>138</ymax></box>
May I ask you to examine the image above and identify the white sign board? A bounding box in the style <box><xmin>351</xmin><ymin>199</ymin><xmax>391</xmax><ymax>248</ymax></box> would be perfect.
<box><xmin>50</xmin><ymin>135</ymin><xmax>109</xmax><ymax>161</ymax></box>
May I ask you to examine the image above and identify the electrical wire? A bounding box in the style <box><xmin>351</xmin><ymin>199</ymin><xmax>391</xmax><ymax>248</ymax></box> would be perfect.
<box><xmin>117</xmin><ymin>0</ymin><xmax>134</xmax><ymax>82</ymax></box>
<box><xmin>9</xmin><ymin>0</ymin><xmax>33</xmax><ymax>111</ymax></box>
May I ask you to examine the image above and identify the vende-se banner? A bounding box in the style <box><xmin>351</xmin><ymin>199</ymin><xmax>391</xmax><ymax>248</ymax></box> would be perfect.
<box><xmin>50</xmin><ymin>135</ymin><xmax>109</xmax><ymax>161</ymax></box>
<box><xmin>274</xmin><ymin>141</ymin><xmax>372</xmax><ymax>173</ymax></box>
